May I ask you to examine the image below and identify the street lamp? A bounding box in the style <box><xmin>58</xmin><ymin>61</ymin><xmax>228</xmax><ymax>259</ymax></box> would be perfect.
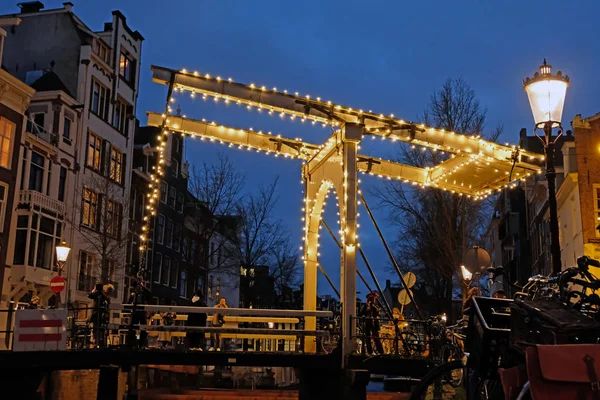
<box><xmin>523</xmin><ymin>59</ymin><xmax>570</xmax><ymax>276</ymax></box>
<box><xmin>55</xmin><ymin>240</ymin><xmax>71</xmax><ymax>276</ymax></box>
<box><xmin>460</xmin><ymin>265</ymin><xmax>473</xmax><ymax>282</ymax></box>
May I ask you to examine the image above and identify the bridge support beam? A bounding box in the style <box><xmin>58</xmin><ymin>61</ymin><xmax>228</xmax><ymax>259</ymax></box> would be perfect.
<box><xmin>302</xmin><ymin>123</ymin><xmax>361</xmax><ymax>362</ymax></box>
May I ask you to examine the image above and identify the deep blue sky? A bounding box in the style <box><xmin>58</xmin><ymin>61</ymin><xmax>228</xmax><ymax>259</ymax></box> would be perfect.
<box><xmin>5</xmin><ymin>1</ymin><xmax>600</xmax><ymax>299</ymax></box>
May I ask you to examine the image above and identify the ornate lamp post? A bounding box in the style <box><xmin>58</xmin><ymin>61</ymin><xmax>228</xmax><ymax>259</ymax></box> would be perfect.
<box><xmin>55</xmin><ymin>240</ymin><xmax>71</xmax><ymax>276</ymax></box>
<box><xmin>523</xmin><ymin>59</ymin><xmax>570</xmax><ymax>275</ymax></box>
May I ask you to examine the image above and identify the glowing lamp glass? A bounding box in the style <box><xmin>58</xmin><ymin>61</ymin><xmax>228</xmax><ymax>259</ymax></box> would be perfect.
<box><xmin>56</xmin><ymin>241</ymin><xmax>71</xmax><ymax>263</ymax></box>
<box><xmin>524</xmin><ymin>78</ymin><xmax>568</xmax><ymax>127</ymax></box>
<box><xmin>460</xmin><ymin>265</ymin><xmax>472</xmax><ymax>281</ymax></box>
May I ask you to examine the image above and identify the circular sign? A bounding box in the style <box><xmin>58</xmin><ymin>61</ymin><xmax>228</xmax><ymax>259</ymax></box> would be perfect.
<box><xmin>462</xmin><ymin>246</ymin><xmax>491</xmax><ymax>274</ymax></box>
<box><xmin>402</xmin><ymin>272</ymin><xmax>417</xmax><ymax>289</ymax></box>
<box><xmin>50</xmin><ymin>276</ymin><xmax>66</xmax><ymax>294</ymax></box>
<box><xmin>397</xmin><ymin>289</ymin><xmax>413</xmax><ymax>306</ymax></box>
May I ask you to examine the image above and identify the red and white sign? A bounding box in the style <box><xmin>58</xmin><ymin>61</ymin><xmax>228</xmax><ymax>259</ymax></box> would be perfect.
<box><xmin>13</xmin><ymin>309</ymin><xmax>67</xmax><ymax>351</ymax></box>
<box><xmin>50</xmin><ymin>276</ymin><xmax>66</xmax><ymax>294</ymax></box>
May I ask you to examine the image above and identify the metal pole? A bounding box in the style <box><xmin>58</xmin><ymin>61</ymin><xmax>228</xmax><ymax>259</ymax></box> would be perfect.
<box><xmin>544</xmin><ymin>122</ymin><xmax>563</xmax><ymax>276</ymax></box>
<box><xmin>358</xmin><ymin>191</ymin><xmax>423</xmax><ymax>319</ymax></box>
<box><xmin>320</xmin><ymin>219</ymin><xmax>392</xmax><ymax>319</ymax></box>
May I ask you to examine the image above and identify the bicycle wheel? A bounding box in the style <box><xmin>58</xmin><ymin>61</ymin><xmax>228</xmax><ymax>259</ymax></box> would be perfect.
<box><xmin>439</xmin><ymin>345</ymin><xmax>464</xmax><ymax>387</ymax></box>
<box><xmin>410</xmin><ymin>360</ymin><xmax>467</xmax><ymax>400</ymax></box>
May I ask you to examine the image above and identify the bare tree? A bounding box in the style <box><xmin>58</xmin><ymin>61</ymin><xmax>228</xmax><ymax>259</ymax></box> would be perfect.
<box><xmin>236</xmin><ymin>178</ymin><xmax>287</xmax><ymax>267</ymax></box>
<box><xmin>68</xmin><ymin>161</ymin><xmax>130</xmax><ymax>293</ymax></box>
<box><xmin>269</xmin><ymin>237</ymin><xmax>301</xmax><ymax>307</ymax></box>
<box><xmin>187</xmin><ymin>153</ymin><xmax>246</xmax><ymax>276</ymax></box>
<box><xmin>374</xmin><ymin>78</ymin><xmax>501</xmax><ymax>315</ymax></box>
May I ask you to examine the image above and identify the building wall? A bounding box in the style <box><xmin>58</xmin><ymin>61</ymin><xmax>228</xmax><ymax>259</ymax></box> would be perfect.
<box><xmin>0</xmin><ymin>70</ymin><xmax>33</xmax><ymax>303</ymax></box>
<box><xmin>2</xmin><ymin>11</ymin><xmax>82</xmax><ymax>97</ymax></box>
<box><xmin>0</xmin><ymin>4</ymin><xmax>143</xmax><ymax>306</ymax></box>
<box><xmin>572</xmin><ymin>114</ymin><xmax>600</xmax><ymax>264</ymax></box>
<box><xmin>556</xmin><ymin>173</ymin><xmax>584</xmax><ymax>269</ymax></box>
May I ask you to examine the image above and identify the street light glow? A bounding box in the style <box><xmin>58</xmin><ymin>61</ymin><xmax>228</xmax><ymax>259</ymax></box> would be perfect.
<box><xmin>523</xmin><ymin>59</ymin><xmax>569</xmax><ymax>127</ymax></box>
<box><xmin>460</xmin><ymin>265</ymin><xmax>472</xmax><ymax>281</ymax></box>
<box><xmin>55</xmin><ymin>240</ymin><xmax>71</xmax><ymax>263</ymax></box>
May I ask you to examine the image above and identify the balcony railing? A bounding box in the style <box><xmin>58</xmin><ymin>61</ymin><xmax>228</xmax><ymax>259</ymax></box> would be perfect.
<box><xmin>19</xmin><ymin>190</ymin><xmax>65</xmax><ymax>216</ymax></box>
<box><xmin>26</xmin><ymin>118</ymin><xmax>58</xmax><ymax>147</ymax></box>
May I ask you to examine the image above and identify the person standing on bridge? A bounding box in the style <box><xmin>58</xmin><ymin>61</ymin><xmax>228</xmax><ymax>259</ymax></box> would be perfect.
<box><xmin>211</xmin><ymin>297</ymin><xmax>228</xmax><ymax>351</ymax></box>
<box><xmin>187</xmin><ymin>289</ymin><xmax>207</xmax><ymax>350</ymax></box>
<box><xmin>88</xmin><ymin>283</ymin><xmax>114</xmax><ymax>348</ymax></box>
<box><xmin>127</xmin><ymin>280</ymin><xmax>151</xmax><ymax>348</ymax></box>
<box><xmin>361</xmin><ymin>292</ymin><xmax>384</xmax><ymax>355</ymax></box>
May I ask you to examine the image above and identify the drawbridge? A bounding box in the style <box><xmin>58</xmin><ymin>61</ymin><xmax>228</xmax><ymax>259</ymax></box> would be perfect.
<box><xmin>139</xmin><ymin>65</ymin><xmax>542</xmax><ymax>364</ymax></box>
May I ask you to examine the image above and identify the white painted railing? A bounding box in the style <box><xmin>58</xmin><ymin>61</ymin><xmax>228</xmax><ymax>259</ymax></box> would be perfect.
<box><xmin>19</xmin><ymin>190</ymin><xmax>65</xmax><ymax>215</ymax></box>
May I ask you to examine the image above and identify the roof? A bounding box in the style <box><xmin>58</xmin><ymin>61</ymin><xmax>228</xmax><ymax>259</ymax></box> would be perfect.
<box><xmin>30</xmin><ymin>71</ymin><xmax>73</xmax><ymax>97</ymax></box>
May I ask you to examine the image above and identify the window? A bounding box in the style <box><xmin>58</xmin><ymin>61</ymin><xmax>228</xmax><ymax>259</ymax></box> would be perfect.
<box><xmin>173</xmin><ymin>136</ymin><xmax>181</xmax><ymax>154</ymax></box>
<box><xmin>176</xmin><ymin>192</ymin><xmax>184</xmax><ymax>212</ymax></box>
<box><xmin>93</xmin><ymin>40</ymin><xmax>110</xmax><ymax>64</ymax></box>
<box><xmin>170</xmin><ymin>260</ymin><xmax>178</xmax><ymax>289</ymax></box>
<box><xmin>46</xmin><ymin>162</ymin><xmax>52</xmax><ymax>196</ymax></box>
<box><xmin>63</xmin><ymin>117</ymin><xmax>71</xmax><ymax>140</ymax></box>
<box><xmin>190</xmin><ymin>240</ymin><xmax>197</xmax><ymax>263</ymax></box>
<box><xmin>182</xmin><ymin>237</ymin><xmax>189</xmax><ymax>261</ymax></box>
<box><xmin>22</xmin><ymin>214</ymin><xmax>62</xmax><ymax>271</ymax></box>
<box><xmin>82</xmin><ymin>187</ymin><xmax>99</xmax><ymax>228</ymax></box>
<box><xmin>168</xmin><ymin>187</ymin><xmax>176</xmax><ymax>208</ymax></box>
<box><xmin>78</xmin><ymin>251</ymin><xmax>97</xmax><ymax>291</ymax></box>
<box><xmin>0</xmin><ymin>183</ymin><xmax>7</xmax><ymax>233</ymax></box>
<box><xmin>109</xmin><ymin>146</ymin><xmax>123</xmax><ymax>183</ymax></box>
<box><xmin>14</xmin><ymin>216</ymin><xmax>28</xmax><ymax>264</ymax></box>
<box><xmin>156</xmin><ymin>214</ymin><xmax>165</xmax><ymax>244</ymax></box>
<box><xmin>153</xmin><ymin>253</ymin><xmax>162</xmax><ymax>283</ymax></box>
<box><xmin>165</xmin><ymin>219</ymin><xmax>173</xmax><ymax>247</ymax></box>
<box><xmin>119</xmin><ymin>52</ymin><xmax>135</xmax><ymax>83</ymax></box>
<box><xmin>112</xmin><ymin>99</ymin><xmax>130</xmax><ymax>136</ymax></box>
<box><xmin>173</xmin><ymin>224</ymin><xmax>181</xmax><ymax>251</ymax></box>
<box><xmin>58</xmin><ymin>167</ymin><xmax>67</xmax><ymax>202</ymax></box>
<box><xmin>208</xmin><ymin>275</ymin><xmax>213</xmax><ymax>299</ymax></box>
<box><xmin>594</xmin><ymin>185</ymin><xmax>600</xmax><ymax>237</ymax></box>
<box><xmin>29</xmin><ymin>151</ymin><xmax>45</xmax><ymax>192</ymax></box>
<box><xmin>179</xmin><ymin>270</ymin><xmax>187</xmax><ymax>298</ymax></box>
<box><xmin>28</xmin><ymin>113</ymin><xmax>45</xmax><ymax>134</ymax></box>
<box><xmin>171</xmin><ymin>159</ymin><xmax>179</xmax><ymax>178</ymax></box>
<box><xmin>160</xmin><ymin>181</ymin><xmax>168</xmax><ymax>204</ymax></box>
<box><xmin>87</xmin><ymin>132</ymin><xmax>102</xmax><ymax>171</ymax></box>
<box><xmin>91</xmin><ymin>79</ymin><xmax>110</xmax><ymax>120</ymax></box>
<box><xmin>161</xmin><ymin>256</ymin><xmax>170</xmax><ymax>286</ymax></box>
<box><xmin>216</xmin><ymin>278</ymin><xmax>221</xmax><ymax>298</ymax></box>
<box><xmin>106</xmin><ymin>199</ymin><xmax>122</xmax><ymax>238</ymax></box>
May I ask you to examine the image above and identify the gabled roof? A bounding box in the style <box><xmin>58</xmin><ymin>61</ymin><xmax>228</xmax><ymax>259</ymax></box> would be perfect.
<box><xmin>30</xmin><ymin>71</ymin><xmax>73</xmax><ymax>98</ymax></box>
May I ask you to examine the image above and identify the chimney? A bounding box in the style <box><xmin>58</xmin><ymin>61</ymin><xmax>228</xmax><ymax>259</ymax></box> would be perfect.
<box><xmin>519</xmin><ymin>128</ymin><xmax>527</xmax><ymax>139</ymax></box>
<box><xmin>17</xmin><ymin>1</ymin><xmax>45</xmax><ymax>13</ymax></box>
<box><xmin>385</xmin><ymin>279</ymin><xmax>391</xmax><ymax>289</ymax></box>
<box><xmin>63</xmin><ymin>2</ymin><xmax>73</xmax><ymax>12</ymax></box>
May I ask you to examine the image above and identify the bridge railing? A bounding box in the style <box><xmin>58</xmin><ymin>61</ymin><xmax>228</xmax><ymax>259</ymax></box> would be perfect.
<box><xmin>0</xmin><ymin>304</ymin><xmax>333</xmax><ymax>352</ymax></box>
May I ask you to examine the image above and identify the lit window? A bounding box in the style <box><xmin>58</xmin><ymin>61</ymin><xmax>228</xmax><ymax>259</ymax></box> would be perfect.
<box><xmin>82</xmin><ymin>187</ymin><xmax>99</xmax><ymax>228</ymax></box>
<box><xmin>119</xmin><ymin>52</ymin><xmax>135</xmax><ymax>83</ymax></box>
<box><xmin>87</xmin><ymin>132</ymin><xmax>102</xmax><ymax>172</ymax></box>
<box><xmin>0</xmin><ymin>118</ymin><xmax>15</xmax><ymax>169</ymax></box>
<box><xmin>109</xmin><ymin>146</ymin><xmax>123</xmax><ymax>183</ymax></box>
<box><xmin>106</xmin><ymin>199</ymin><xmax>122</xmax><ymax>239</ymax></box>
<box><xmin>594</xmin><ymin>185</ymin><xmax>600</xmax><ymax>237</ymax></box>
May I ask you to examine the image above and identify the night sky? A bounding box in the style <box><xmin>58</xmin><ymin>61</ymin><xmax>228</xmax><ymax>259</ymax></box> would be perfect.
<box><xmin>4</xmin><ymin>0</ymin><xmax>600</xmax><ymax>299</ymax></box>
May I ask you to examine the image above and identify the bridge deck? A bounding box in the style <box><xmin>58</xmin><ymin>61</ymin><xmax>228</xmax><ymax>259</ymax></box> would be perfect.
<box><xmin>0</xmin><ymin>349</ymin><xmax>430</xmax><ymax>377</ymax></box>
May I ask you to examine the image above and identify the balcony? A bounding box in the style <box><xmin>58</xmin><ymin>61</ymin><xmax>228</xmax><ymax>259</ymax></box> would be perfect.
<box><xmin>11</xmin><ymin>264</ymin><xmax>58</xmax><ymax>286</ymax></box>
<box><xmin>19</xmin><ymin>190</ymin><xmax>65</xmax><ymax>216</ymax></box>
<box><xmin>26</xmin><ymin>119</ymin><xmax>58</xmax><ymax>148</ymax></box>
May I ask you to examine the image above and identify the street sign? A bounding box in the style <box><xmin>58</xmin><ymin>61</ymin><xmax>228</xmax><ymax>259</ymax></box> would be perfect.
<box><xmin>462</xmin><ymin>246</ymin><xmax>491</xmax><ymax>273</ymax></box>
<box><xmin>403</xmin><ymin>272</ymin><xmax>417</xmax><ymax>289</ymax></box>
<box><xmin>13</xmin><ymin>309</ymin><xmax>67</xmax><ymax>351</ymax></box>
<box><xmin>50</xmin><ymin>276</ymin><xmax>66</xmax><ymax>294</ymax></box>
<box><xmin>397</xmin><ymin>289</ymin><xmax>413</xmax><ymax>305</ymax></box>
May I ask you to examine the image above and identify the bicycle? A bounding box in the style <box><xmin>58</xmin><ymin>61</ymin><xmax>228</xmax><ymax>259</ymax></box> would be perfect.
<box><xmin>410</xmin><ymin>256</ymin><xmax>600</xmax><ymax>400</ymax></box>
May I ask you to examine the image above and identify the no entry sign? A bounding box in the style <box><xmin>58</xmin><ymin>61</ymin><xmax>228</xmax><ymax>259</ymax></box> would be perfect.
<box><xmin>14</xmin><ymin>309</ymin><xmax>67</xmax><ymax>351</ymax></box>
<box><xmin>50</xmin><ymin>276</ymin><xmax>66</xmax><ymax>294</ymax></box>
